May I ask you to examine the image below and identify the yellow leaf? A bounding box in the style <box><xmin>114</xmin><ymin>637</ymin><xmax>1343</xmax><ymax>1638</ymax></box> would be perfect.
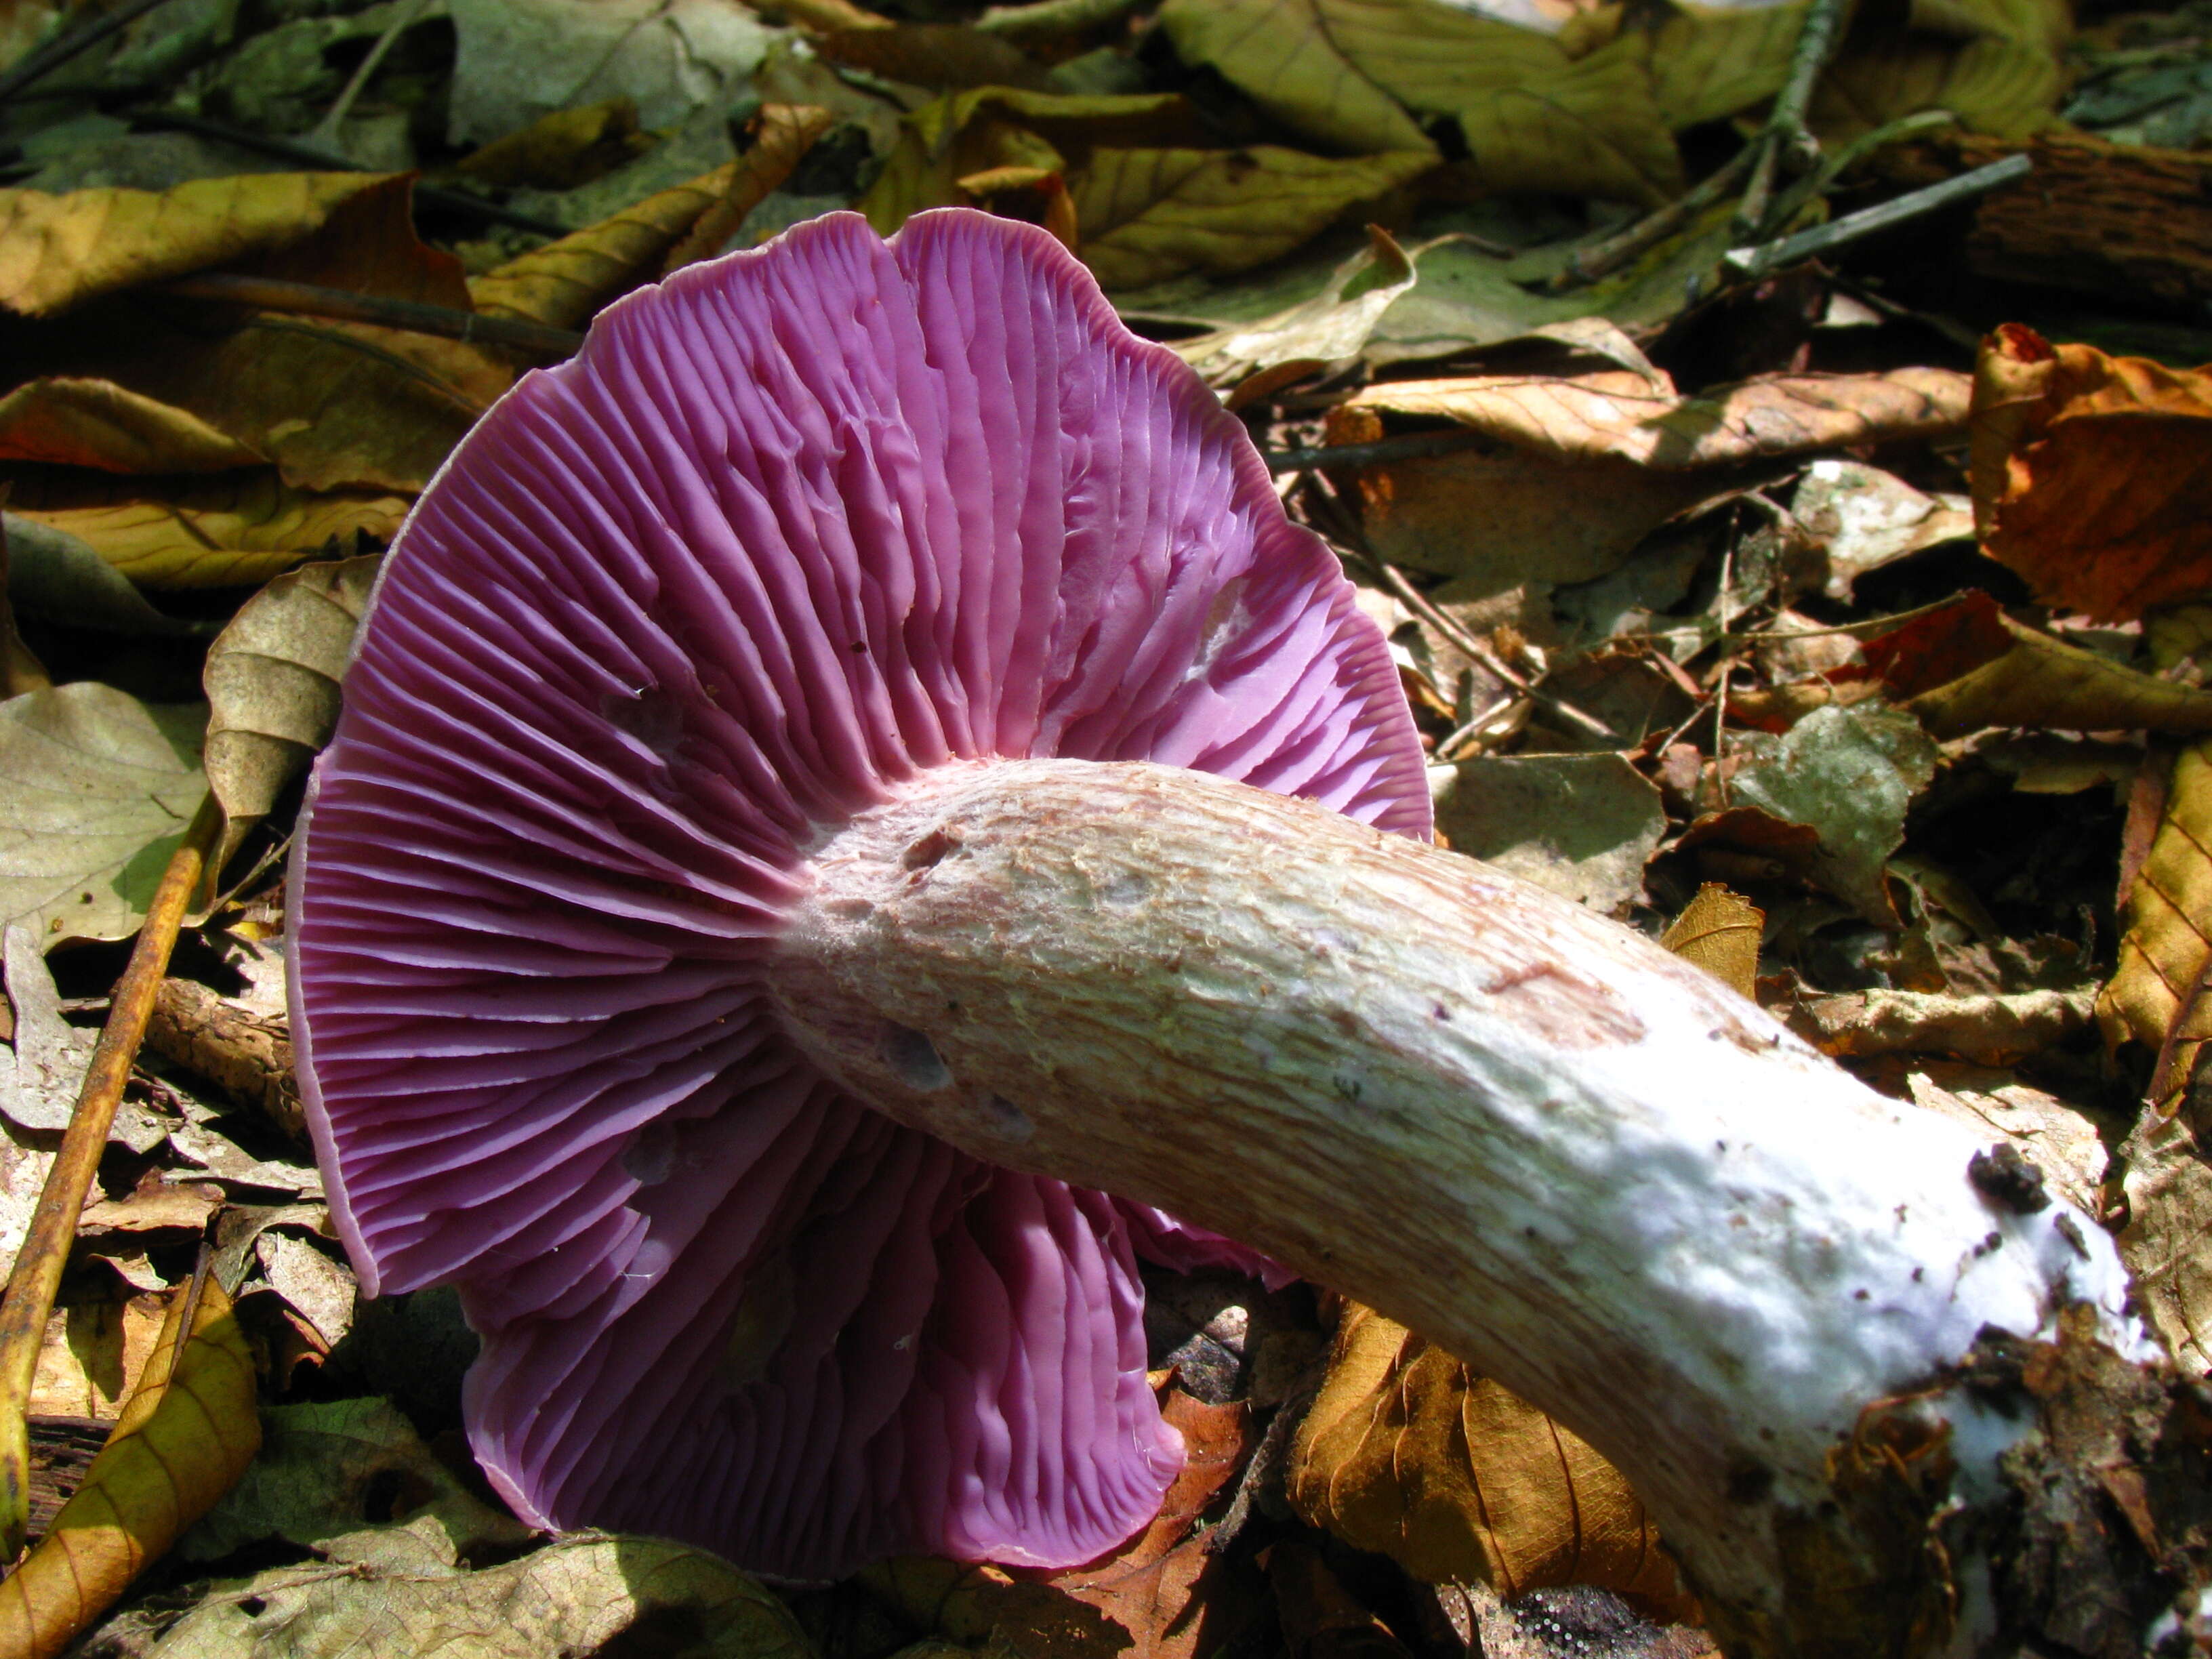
<box><xmin>450</xmin><ymin>97</ymin><xmax>655</xmax><ymax>190</ymax></box>
<box><xmin>0</xmin><ymin>1279</ymin><xmax>258</xmax><ymax>1659</ymax></box>
<box><xmin>1343</xmin><ymin>365</ymin><xmax>1969</xmax><ymax>468</ymax></box>
<box><xmin>1456</xmin><ymin>36</ymin><xmax>1682</xmax><ymax>206</ymax></box>
<box><xmin>2102</xmin><ymin>739</ymin><xmax>2212</xmax><ymax>1107</ymax></box>
<box><xmin>1071</xmin><ymin>145</ymin><xmax>1433</xmax><ymax>291</ymax></box>
<box><xmin>469</xmin><ymin>163</ymin><xmax>743</xmax><ymax>329</ymax></box>
<box><xmin>7</xmin><ymin>473</ymin><xmax>407</xmax><ymax>590</ymax></box>
<box><xmin>1661</xmin><ymin>884</ymin><xmax>1763</xmax><ymax>1001</ymax></box>
<box><xmin>0</xmin><ymin>173</ymin><xmax>405</xmax><ymax>316</ymax></box>
<box><xmin>0</xmin><ymin>380</ymin><xmax>262</xmax><ymax>474</ymax></box>
<box><xmin>1290</xmin><ymin>1305</ymin><xmax>1691</xmax><ymax>1617</ymax></box>
<box><xmin>857</xmin><ymin>87</ymin><xmax>1191</xmax><ymax>233</ymax></box>
<box><xmin>1155</xmin><ymin>0</ymin><xmax>1439</xmax><ymax>155</ymax></box>
<box><xmin>665</xmin><ymin>104</ymin><xmax>838</xmax><ymax>272</ymax></box>
<box><xmin>1647</xmin><ymin>1</ymin><xmax>1802</xmax><ymax>129</ymax></box>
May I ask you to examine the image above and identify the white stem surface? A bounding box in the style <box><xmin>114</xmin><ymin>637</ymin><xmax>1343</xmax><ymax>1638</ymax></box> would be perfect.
<box><xmin>771</xmin><ymin>758</ymin><xmax>2146</xmax><ymax>1651</ymax></box>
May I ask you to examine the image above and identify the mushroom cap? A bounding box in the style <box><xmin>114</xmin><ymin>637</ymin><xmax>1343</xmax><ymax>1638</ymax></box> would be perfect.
<box><xmin>289</xmin><ymin>209</ymin><xmax>1429</xmax><ymax>1578</ymax></box>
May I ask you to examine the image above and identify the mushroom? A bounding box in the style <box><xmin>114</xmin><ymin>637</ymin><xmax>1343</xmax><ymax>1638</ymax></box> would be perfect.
<box><xmin>291</xmin><ymin>210</ymin><xmax>2170</xmax><ymax>1652</ymax></box>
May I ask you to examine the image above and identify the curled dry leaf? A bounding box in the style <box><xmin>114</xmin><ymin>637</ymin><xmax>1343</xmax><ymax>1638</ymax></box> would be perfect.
<box><xmin>0</xmin><ymin>682</ymin><xmax>205</xmax><ymax>948</ymax></box>
<box><xmin>1342</xmin><ymin>365</ymin><xmax>1970</xmax><ymax>470</ymax></box>
<box><xmin>470</xmin><ymin>161</ymin><xmax>750</xmax><ymax>330</ymax></box>
<box><xmin>1288</xmin><ymin>1304</ymin><xmax>1692</xmax><ymax>1619</ymax></box>
<box><xmin>1793</xmin><ymin>987</ymin><xmax>2095</xmax><ymax>1067</ymax></box>
<box><xmin>2101</xmin><ymin>738</ymin><xmax>2212</xmax><ymax>1114</ymax></box>
<box><xmin>1170</xmin><ymin>224</ymin><xmax>1416</xmax><ymax>392</ymax></box>
<box><xmin>663</xmin><ymin>104</ymin><xmax>837</xmax><ymax>273</ymax></box>
<box><xmin>1969</xmin><ymin>323</ymin><xmax>2212</xmax><ymax>623</ymax></box>
<box><xmin>2117</xmin><ymin>1105</ymin><xmax>2212</xmax><ymax>1375</ymax></box>
<box><xmin>0</xmin><ymin>173</ymin><xmax>407</xmax><ymax>316</ymax></box>
<box><xmin>0</xmin><ymin>1280</ymin><xmax>259</xmax><ymax>1659</ymax></box>
<box><xmin>201</xmin><ymin>553</ymin><xmax>379</xmax><ymax>859</ymax></box>
<box><xmin>0</xmin><ymin>381</ymin><xmax>262</xmax><ymax>474</ymax></box>
<box><xmin>5</xmin><ymin>475</ymin><xmax>404</xmax><ymax>592</ymax></box>
<box><xmin>1660</xmin><ymin>884</ymin><xmax>1763</xmax><ymax>1002</ymax></box>
<box><xmin>1858</xmin><ymin>590</ymin><xmax>2212</xmax><ymax>739</ymax></box>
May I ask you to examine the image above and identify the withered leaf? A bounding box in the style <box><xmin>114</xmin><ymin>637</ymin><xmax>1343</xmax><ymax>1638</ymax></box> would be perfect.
<box><xmin>1155</xmin><ymin>0</ymin><xmax>1439</xmax><ymax>157</ymax></box>
<box><xmin>2100</xmin><ymin>737</ymin><xmax>2212</xmax><ymax>1113</ymax></box>
<box><xmin>1969</xmin><ymin>323</ymin><xmax>2212</xmax><ymax>623</ymax></box>
<box><xmin>1289</xmin><ymin>1304</ymin><xmax>1690</xmax><ymax>1616</ymax></box>
<box><xmin>1660</xmin><ymin>884</ymin><xmax>1763</xmax><ymax>1001</ymax></box>
<box><xmin>0</xmin><ymin>380</ymin><xmax>261</xmax><ymax>474</ymax></box>
<box><xmin>664</xmin><ymin>104</ymin><xmax>836</xmax><ymax>272</ymax></box>
<box><xmin>1455</xmin><ymin>39</ymin><xmax>1683</xmax><ymax>207</ymax></box>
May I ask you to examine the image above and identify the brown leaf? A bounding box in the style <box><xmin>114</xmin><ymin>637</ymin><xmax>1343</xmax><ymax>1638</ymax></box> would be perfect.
<box><xmin>0</xmin><ymin>1279</ymin><xmax>260</xmax><ymax>1659</ymax></box>
<box><xmin>1969</xmin><ymin>323</ymin><xmax>2212</xmax><ymax>623</ymax></box>
<box><xmin>470</xmin><ymin>163</ymin><xmax>745</xmax><ymax>329</ymax></box>
<box><xmin>664</xmin><ymin>105</ymin><xmax>837</xmax><ymax>273</ymax></box>
<box><xmin>1858</xmin><ymin>591</ymin><xmax>2212</xmax><ymax>739</ymax></box>
<box><xmin>0</xmin><ymin>380</ymin><xmax>262</xmax><ymax>474</ymax></box>
<box><xmin>6</xmin><ymin>472</ymin><xmax>406</xmax><ymax>590</ymax></box>
<box><xmin>1343</xmin><ymin>365</ymin><xmax>1969</xmax><ymax>470</ymax></box>
<box><xmin>1289</xmin><ymin>1305</ymin><xmax>1692</xmax><ymax>1618</ymax></box>
<box><xmin>1793</xmin><ymin>987</ymin><xmax>2095</xmax><ymax>1067</ymax></box>
<box><xmin>2116</xmin><ymin>1107</ymin><xmax>2212</xmax><ymax>1373</ymax></box>
<box><xmin>0</xmin><ymin>173</ymin><xmax>413</xmax><ymax>316</ymax></box>
<box><xmin>2101</xmin><ymin>738</ymin><xmax>2212</xmax><ymax>1114</ymax></box>
<box><xmin>819</xmin><ymin>22</ymin><xmax>1054</xmax><ymax>90</ymax></box>
<box><xmin>1660</xmin><ymin>884</ymin><xmax>1763</xmax><ymax>1002</ymax></box>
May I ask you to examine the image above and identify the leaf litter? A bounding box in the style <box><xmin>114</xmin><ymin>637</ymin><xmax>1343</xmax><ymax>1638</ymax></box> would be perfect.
<box><xmin>3</xmin><ymin>0</ymin><xmax>2211</xmax><ymax>1650</ymax></box>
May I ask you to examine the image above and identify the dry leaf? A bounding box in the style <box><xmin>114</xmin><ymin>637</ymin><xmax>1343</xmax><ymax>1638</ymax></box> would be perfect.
<box><xmin>1793</xmin><ymin>986</ymin><xmax>2094</xmax><ymax>1066</ymax></box>
<box><xmin>1155</xmin><ymin>0</ymin><xmax>1440</xmax><ymax>156</ymax></box>
<box><xmin>1073</xmin><ymin>146</ymin><xmax>1434</xmax><ymax>290</ymax></box>
<box><xmin>1290</xmin><ymin>1304</ymin><xmax>1689</xmax><ymax>1616</ymax></box>
<box><xmin>819</xmin><ymin>22</ymin><xmax>1054</xmax><ymax>91</ymax></box>
<box><xmin>0</xmin><ymin>173</ymin><xmax>407</xmax><ymax>316</ymax></box>
<box><xmin>1816</xmin><ymin>29</ymin><xmax>2062</xmax><ymax>142</ymax></box>
<box><xmin>201</xmin><ymin>553</ymin><xmax>379</xmax><ymax>859</ymax></box>
<box><xmin>470</xmin><ymin>163</ymin><xmax>746</xmax><ymax>329</ymax></box>
<box><xmin>2102</xmin><ymin>737</ymin><xmax>2212</xmax><ymax>1111</ymax></box>
<box><xmin>1858</xmin><ymin>590</ymin><xmax>2212</xmax><ymax>739</ymax></box>
<box><xmin>0</xmin><ymin>682</ymin><xmax>205</xmax><ymax>949</ymax></box>
<box><xmin>28</xmin><ymin>1292</ymin><xmax>168</xmax><ymax>1421</ymax></box>
<box><xmin>1429</xmin><ymin>754</ymin><xmax>1664</xmax><ymax>914</ymax></box>
<box><xmin>1170</xmin><ymin>226</ymin><xmax>1416</xmax><ymax>391</ymax></box>
<box><xmin>0</xmin><ymin>1279</ymin><xmax>259</xmax><ymax>1659</ymax></box>
<box><xmin>861</xmin><ymin>1559</ymin><xmax>1130</xmax><ymax>1659</ymax></box>
<box><xmin>1793</xmin><ymin>459</ymin><xmax>1974</xmax><ymax>601</ymax></box>
<box><xmin>1660</xmin><ymin>884</ymin><xmax>1763</xmax><ymax>1001</ymax></box>
<box><xmin>0</xmin><ymin>381</ymin><xmax>262</xmax><ymax>474</ymax></box>
<box><xmin>1969</xmin><ymin>323</ymin><xmax>2212</xmax><ymax>623</ymax></box>
<box><xmin>1455</xmin><ymin>38</ymin><xmax>1682</xmax><ymax>207</ymax></box>
<box><xmin>1647</xmin><ymin>1</ymin><xmax>1801</xmax><ymax>129</ymax></box>
<box><xmin>5</xmin><ymin>474</ymin><xmax>404</xmax><ymax>591</ymax></box>
<box><xmin>1342</xmin><ymin>365</ymin><xmax>1970</xmax><ymax>470</ymax></box>
<box><xmin>2116</xmin><ymin>1106</ymin><xmax>2212</xmax><ymax>1374</ymax></box>
<box><xmin>449</xmin><ymin>97</ymin><xmax>653</xmax><ymax>190</ymax></box>
<box><xmin>664</xmin><ymin>104</ymin><xmax>836</xmax><ymax>272</ymax></box>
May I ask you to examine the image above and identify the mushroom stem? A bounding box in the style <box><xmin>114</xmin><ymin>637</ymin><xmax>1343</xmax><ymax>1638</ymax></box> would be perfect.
<box><xmin>773</xmin><ymin>757</ymin><xmax>2158</xmax><ymax>1655</ymax></box>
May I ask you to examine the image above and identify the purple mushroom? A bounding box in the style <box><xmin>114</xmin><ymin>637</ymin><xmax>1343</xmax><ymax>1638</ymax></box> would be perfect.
<box><xmin>289</xmin><ymin>209</ymin><xmax>1428</xmax><ymax>1578</ymax></box>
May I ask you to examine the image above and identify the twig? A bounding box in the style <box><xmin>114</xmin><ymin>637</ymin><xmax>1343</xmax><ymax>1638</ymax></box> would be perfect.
<box><xmin>1261</xmin><ymin>430</ymin><xmax>1485</xmax><ymax>474</ymax></box>
<box><xmin>1553</xmin><ymin>144</ymin><xmax>1757</xmax><ymax>290</ymax></box>
<box><xmin>1723</xmin><ymin>153</ymin><xmax>2033</xmax><ymax>281</ymax></box>
<box><xmin>164</xmin><ymin>272</ymin><xmax>585</xmax><ymax>358</ymax></box>
<box><xmin>127</xmin><ymin>110</ymin><xmax>572</xmax><ymax>238</ymax></box>
<box><xmin>0</xmin><ymin>794</ymin><xmax>222</xmax><ymax>1558</ymax></box>
<box><xmin>1736</xmin><ymin>0</ymin><xmax>1849</xmax><ymax>238</ymax></box>
<box><xmin>302</xmin><ymin>0</ymin><xmax>434</xmax><ymax>151</ymax></box>
<box><xmin>0</xmin><ymin>0</ymin><xmax>182</xmax><ymax>104</ymax></box>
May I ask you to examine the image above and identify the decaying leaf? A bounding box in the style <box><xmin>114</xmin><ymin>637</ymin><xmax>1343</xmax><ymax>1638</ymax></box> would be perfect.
<box><xmin>862</xmin><ymin>1558</ymin><xmax>1129</xmax><ymax>1659</ymax></box>
<box><xmin>1289</xmin><ymin>1304</ymin><xmax>1689</xmax><ymax>1616</ymax></box>
<box><xmin>2116</xmin><ymin>1106</ymin><xmax>2212</xmax><ymax>1374</ymax></box>
<box><xmin>663</xmin><ymin>104</ymin><xmax>836</xmax><ymax>272</ymax></box>
<box><xmin>2102</xmin><ymin>738</ymin><xmax>2212</xmax><ymax>1111</ymax></box>
<box><xmin>154</xmin><ymin>1528</ymin><xmax>811</xmax><ymax>1659</ymax></box>
<box><xmin>1792</xmin><ymin>460</ymin><xmax>1974</xmax><ymax>601</ymax></box>
<box><xmin>1969</xmin><ymin>323</ymin><xmax>2212</xmax><ymax>622</ymax></box>
<box><xmin>450</xmin><ymin>98</ymin><xmax>653</xmax><ymax>190</ymax></box>
<box><xmin>1154</xmin><ymin>0</ymin><xmax>1440</xmax><ymax>156</ymax></box>
<box><xmin>28</xmin><ymin>1289</ymin><xmax>169</xmax><ymax>1422</ymax></box>
<box><xmin>201</xmin><ymin>553</ymin><xmax>378</xmax><ymax>858</ymax></box>
<box><xmin>470</xmin><ymin>161</ymin><xmax>748</xmax><ymax>329</ymax></box>
<box><xmin>0</xmin><ymin>681</ymin><xmax>205</xmax><ymax>948</ymax></box>
<box><xmin>184</xmin><ymin>1397</ymin><xmax>533</xmax><ymax>1563</ymax></box>
<box><xmin>1455</xmin><ymin>40</ymin><xmax>1683</xmax><ymax>207</ymax></box>
<box><xmin>0</xmin><ymin>1280</ymin><xmax>259</xmax><ymax>1659</ymax></box>
<box><xmin>0</xmin><ymin>381</ymin><xmax>262</xmax><ymax>474</ymax></box>
<box><xmin>1793</xmin><ymin>986</ymin><xmax>2095</xmax><ymax>1066</ymax></box>
<box><xmin>5</xmin><ymin>474</ymin><xmax>404</xmax><ymax>591</ymax></box>
<box><xmin>1660</xmin><ymin>884</ymin><xmax>1763</xmax><ymax>1001</ymax></box>
<box><xmin>0</xmin><ymin>173</ymin><xmax>407</xmax><ymax>316</ymax></box>
<box><xmin>1858</xmin><ymin>590</ymin><xmax>2212</xmax><ymax>739</ymax></box>
<box><xmin>1169</xmin><ymin>225</ymin><xmax>1416</xmax><ymax>392</ymax></box>
<box><xmin>1902</xmin><ymin>1067</ymin><xmax>2106</xmax><ymax>1217</ymax></box>
<box><xmin>1729</xmin><ymin>701</ymin><xmax>1939</xmax><ymax>925</ymax></box>
<box><xmin>3</xmin><ymin>514</ymin><xmax>195</xmax><ymax>637</ymax></box>
<box><xmin>1073</xmin><ymin>145</ymin><xmax>1433</xmax><ymax>290</ymax></box>
<box><xmin>1341</xmin><ymin>365</ymin><xmax>1970</xmax><ymax>470</ymax></box>
<box><xmin>1428</xmin><ymin>753</ymin><xmax>1664</xmax><ymax>914</ymax></box>
<box><xmin>1647</xmin><ymin>1</ymin><xmax>1801</xmax><ymax>129</ymax></box>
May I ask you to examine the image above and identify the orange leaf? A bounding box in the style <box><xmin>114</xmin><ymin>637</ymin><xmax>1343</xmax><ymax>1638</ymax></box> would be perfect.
<box><xmin>1971</xmin><ymin>322</ymin><xmax>2212</xmax><ymax>621</ymax></box>
<box><xmin>0</xmin><ymin>1279</ymin><xmax>259</xmax><ymax>1659</ymax></box>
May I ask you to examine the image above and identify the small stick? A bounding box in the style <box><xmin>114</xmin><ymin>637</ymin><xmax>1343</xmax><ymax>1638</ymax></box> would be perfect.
<box><xmin>975</xmin><ymin>0</ymin><xmax>1143</xmax><ymax>38</ymax></box>
<box><xmin>1262</xmin><ymin>430</ymin><xmax>1486</xmax><ymax>474</ymax></box>
<box><xmin>0</xmin><ymin>794</ymin><xmax>222</xmax><ymax>1558</ymax></box>
<box><xmin>1723</xmin><ymin>153</ymin><xmax>2032</xmax><ymax>281</ymax></box>
<box><xmin>0</xmin><ymin>0</ymin><xmax>181</xmax><ymax>104</ymax></box>
<box><xmin>1554</xmin><ymin>144</ymin><xmax>1757</xmax><ymax>289</ymax></box>
<box><xmin>1735</xmin><ymin>0</ymin><xmax>1849</xmax><ymax>238</ymax></box>
<box><xmin>302</xmin><ymin>0</ymin><xmax>434</xmax><ymax>152</ymax></box>
<box><xmin>163</xmin><ymin>272</ymin><xmax>586</xmax><ymax>357</ymax></box>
